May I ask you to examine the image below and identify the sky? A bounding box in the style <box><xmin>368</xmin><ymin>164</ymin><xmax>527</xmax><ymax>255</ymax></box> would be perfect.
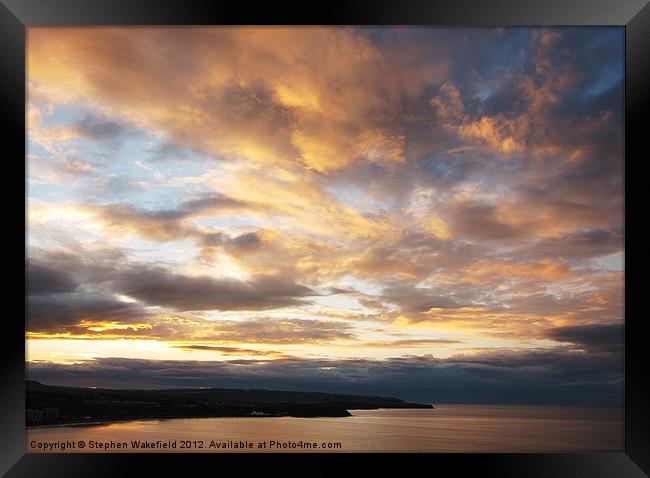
<box><xmin>25</xmin><ymin>27</ymin><xmax>624</xmax><ymax>405</ymax></box>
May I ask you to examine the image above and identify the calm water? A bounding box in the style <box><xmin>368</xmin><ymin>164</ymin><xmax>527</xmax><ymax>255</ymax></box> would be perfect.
<box><xmin>26</xmin><ymin>405</ymin><xmax>623</xmax><ymax>453</ymax></box>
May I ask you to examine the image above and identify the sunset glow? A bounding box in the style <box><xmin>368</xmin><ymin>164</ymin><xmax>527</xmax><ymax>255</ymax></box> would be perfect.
<box><xmin>26</xmin><ymin>27</ymin><xmax>624</xmax><ymax>404</ymax></box>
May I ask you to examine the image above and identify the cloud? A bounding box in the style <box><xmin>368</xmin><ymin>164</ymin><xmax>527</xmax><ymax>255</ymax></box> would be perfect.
<box><xmin>526</xmin><ymin>228</ymin><xmax>623</xmax><ymax>260</ymax></box>
<box><xmin>25</xmin><ymin>28</ymin><xmax>625</xmax><ymax>407</ymax></box>
<box><xmin>26</xmin><ymin>346</ymin><xmax>623</xmax><ymax>405</ymax></box>
<box><xmin>360</xmin><ymin>339</ymin><xmax>462</xmax><ymax>348</ymax></box>
<box><xmin>114</xmin><ymin>266</ymin><xmax>314</xmax><ymax>311</ymax></box>
<box><xmin>199</xmin><ymin>231</ymin><xmax>261</xmax><ymax>250</ymax></box>
<box><xmin>543</xmin><ymin>323</ymin><xmax>623</xmax><ymax>353</ymax></box>
<box><xmin>27</xmin><ymin>27</ymin><xmax>445</xmax><ymax>173</ymax></box>
<box><xmin>84</xmin><ymin>194</ymin><xmax>248</xmax><ymax>242</ymax></box>
<box><xmin>450</xmin><ymin>200</ymin><xmax>529</xmax><ymax>241</ymax></box>
<box><xmin>182</xmin><ymin>194</ymin><xmax>247</xmax><ymax>213</ymax></box>
<box><xmin>380</xmin><ymin>283</ymin><xmax>467</xmax><ymax>314</ymax></box>
<box><xmin>146</xmin><ymin>141</ymin><xmax>200</xmax><ymax>162</ymax></box>
<box><xmin>28</xmin><ymin>253</ymin><xmax>318</xmax><ymax>314</ymax></box>
<box><xmin>25</xmin><ymin>256</ymin><xmax>328</xmax><ymax>340</ymax></box>
<box><xmin>155</xmin><ymin>317</ymin><xmax>356</xmax><ymax>344</ymax></box>
<box><xmin>28</xmin><ymin>312</ymin><xmax>356</xmax><ymax>344</ymax></box>
<box><xmin>172</xmin><ymin>345</ymin><xmax>284</xmax><ymax>356</ymax></box>
<box><xmin>462</xmin><ymin>258</ymin><xmax>572</xmax><ymax>283</ymax></box>
<box><xmin>27</xmin><ymin>293</ymin><xmax>148</xmax><ymax>333</ymax></box>
<box><xmin>73</xmin><ymin>114</ymin><xmax>130</xmax><ymax>140</ymax></box>
<box><xmin>26</xmin><ymin>261</ymin><xmax>78</xmax><ymax>295</ymax></box>
<box><xmin>348</xmin><ymin>232</ymin><xmax>486</xmax><ymax>282</ymax></box>
<box><xmin>94</xmin><ymin>175</ymin><xmax>149</xmax><ymax>195</ymax></box>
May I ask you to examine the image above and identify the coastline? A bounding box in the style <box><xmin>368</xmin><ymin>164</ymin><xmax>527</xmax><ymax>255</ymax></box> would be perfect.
<box><xmin>25</xmin><ymin>406</ymin><xmax>440</xmax><ymax>430</ymax></box>
<box><xmin>26</xmin><ymin>380</ymin><xmax>433</xmax><ymax>427</ymax></box>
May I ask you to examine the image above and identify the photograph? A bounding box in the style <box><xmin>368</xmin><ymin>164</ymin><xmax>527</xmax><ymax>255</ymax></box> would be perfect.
<box><xmin>23</xmin><ymin>25</ymin><xmax>626</xmax><ymax>454</ymax></box>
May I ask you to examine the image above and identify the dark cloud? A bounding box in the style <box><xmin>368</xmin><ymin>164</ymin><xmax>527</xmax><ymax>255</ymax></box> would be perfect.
<box><xmin>180</xmin><ymin>193</ymin><xmax>247</xmax><ymax>214</ymax></box>
<box><xmin>199</xmin><ymin>231</ymin><xmax>261</xmax><ymax>252</ymax></box>
<box><xmin>91</xmin><ymin>195</ymin><xmax>248</xmax><ymax>242</ymax></box>
<box><xmin>103</xmin><ymin>193</ymin><xmax>246</xmax><ymax>222</ymax></box>
<box><xmin>199</xmin><ymin>232</ymin><xmax>229</xmax><ymax>246</ymax></box>
<box><xmin>26</xmin><ymin>346</ymin><xmax>623</xmax><ymax>405</ymax></box>
<box><xmin>115</xmin><ymin>266</ymin><xmax>314</xmax><ymax>311</ymax></box>
<box><xmin>73</xmin><ymin>114</ymin><xmax>130</xmax><ymax>140</ymax></box>
<box><xmin>526</xmin><ymin>228</ymin><xmax>623</xmax><ymax>260</ymax></box>
<box><xmin>228</xmin><ymin>232</ymin><xmax>261</xmax><ymax>249</ymax></box>
<box><xmin>380</xmin><ymin>283</ymin><xmax>467</xmax><ymax>314</ymax></box>
<box><xmin>27</xmin><ymin>293</ymin><xmax>148</xmax><ymax>332</ymax></box>
<box><xmin>26</xmin><ymin>261</ymin><xmax>78</xmax><ymax>295</ymax></box>
<box><xmin>94</xmin><ymin>203</ymin><xmax>188</xmax><ymax>241</ymax></box>
<box><xmin>543</xmin><ymin>323</ymin><xmax>623</xmax><ymax>354</ymax></box>
<box><xmin>25</xmin><ymin>254</ymin><xmax>318</xmax><ymax>336</ymax></box>
<box><xmin>29</xmin><ymin>248</ymin><xmax>127</xmax><ymax>286</ymax></box>
<box><xmin>451</xmin><ymin>201</ymin><xmax>528</xmax><ymax>241</ymax></box>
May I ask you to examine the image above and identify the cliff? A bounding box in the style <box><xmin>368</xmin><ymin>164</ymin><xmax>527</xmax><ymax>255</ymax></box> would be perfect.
<box><xmin>26</xmin><ymin>380</ymin><xmax>433</xmax><ymax>425</ymax></box>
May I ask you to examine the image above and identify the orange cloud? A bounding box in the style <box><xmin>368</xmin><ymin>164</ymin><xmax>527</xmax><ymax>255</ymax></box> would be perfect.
<box><xmin>28</xmin><ymin>27</ymin><xmax>438</xmax><ymax>173</ymax></box>
<box><xmin>463</xmin><ymin>258</ymin><xmax>572</xmax><ymax>283</ymax></box>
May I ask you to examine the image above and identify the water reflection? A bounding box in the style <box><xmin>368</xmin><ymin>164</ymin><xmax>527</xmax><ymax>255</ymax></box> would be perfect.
<box><xmin>26</xmin><ymin>405</ymin><xmax>623</xmax><ymax>453</ymax></box>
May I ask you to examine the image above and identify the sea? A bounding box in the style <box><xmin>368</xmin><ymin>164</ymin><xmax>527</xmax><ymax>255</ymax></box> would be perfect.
<box><xmin>25</xmin><ymin>404</ymin><xmax>623</xmax><ymax>453</ymax></box>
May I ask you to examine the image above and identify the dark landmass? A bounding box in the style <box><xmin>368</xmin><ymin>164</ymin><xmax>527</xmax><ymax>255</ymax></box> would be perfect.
<box><xmin>26</xmin><ymin>380</ymin><xmax>433</xmax><ymax>426</ymax></box>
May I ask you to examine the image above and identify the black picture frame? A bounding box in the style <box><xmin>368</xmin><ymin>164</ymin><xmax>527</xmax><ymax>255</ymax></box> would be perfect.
<box><xmin>2</xmin><ymin>0</ymin><xmax>648</xmax><ymax>476</ymax></box>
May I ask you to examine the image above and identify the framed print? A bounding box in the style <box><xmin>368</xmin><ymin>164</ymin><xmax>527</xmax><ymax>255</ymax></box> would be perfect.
<box><xmin>1</xmin><ymin>0</ymin><xmax>649</xmax><ymax>476</ymax></box>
